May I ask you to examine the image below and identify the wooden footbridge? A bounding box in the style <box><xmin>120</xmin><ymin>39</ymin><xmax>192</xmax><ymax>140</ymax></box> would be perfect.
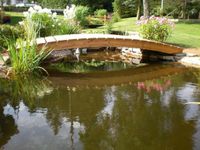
<box><xmin>36</xmin><ymin>34</ymin><xmax>183</xmax><ymax>54</ymax></box>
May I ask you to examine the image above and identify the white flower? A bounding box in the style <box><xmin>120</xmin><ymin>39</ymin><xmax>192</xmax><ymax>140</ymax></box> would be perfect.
<box><xmin>28</xmin><ymin>7</ymin><xmax>34</xmax><ymax>13</ymax></box>
<box><xmin>33</xmin><ymin>5</ymin><xmax>42</xmax><ymax>11</ymax></box>
<box><xmin>23</xmin><ymin>11</ymin><xmax>29</xmax><ymax>17</ymax></box>
<box><xmin>19</xmin><ymin>21</ymin><xmax>24</xmax><ymax>25</ymax></box>
<box><xmin>43</xmin><ymin>8</ymin><xmax>52</xmax><ymax>14</ymax></box>
<box><xmin>52</xmin><ymin>12</ymin><xmax>57</xmax><ymax>18</ymax></box>
<box><xmin>63</xmin><ymin>4</ymin><xmax>76</xmax><ymax>19</ymax></box>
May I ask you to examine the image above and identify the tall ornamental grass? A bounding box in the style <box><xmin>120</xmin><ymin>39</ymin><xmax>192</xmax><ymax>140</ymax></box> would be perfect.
<box><xmin>137</xmin><ymin>16</ymin><xmax>175</xmax><ymax>42</ymax></box>
<box><xmin>8</xmin><ymin>17</ymin><xmax>50</xmax><ymax>75</ymax></box>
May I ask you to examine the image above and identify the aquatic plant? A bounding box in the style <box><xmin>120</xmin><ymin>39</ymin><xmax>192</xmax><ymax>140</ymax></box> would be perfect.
<box><xmin>84</xmin><ymin>60</ymin><xmax>105</xmax><ymax>67</ymax></box>
<box><xmin>136</xmin><ymin>16</ymin><xmax>175</xmax><ymax>42</ymax></box>
<box><xmin>8</xmin><ymin>16</ymin><xmax>50</xmax><ymax>75</ymax></box>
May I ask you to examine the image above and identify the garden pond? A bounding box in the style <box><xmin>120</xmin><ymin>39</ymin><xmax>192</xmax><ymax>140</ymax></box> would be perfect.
<box><xmin>1</xmin><ymin>62</ymin><xmax>200</xmax><ymax>150</ymax></box>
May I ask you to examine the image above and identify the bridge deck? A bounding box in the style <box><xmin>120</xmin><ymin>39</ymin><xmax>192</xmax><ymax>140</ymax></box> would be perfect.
<box><xmin>36</xmin><ymin>34</ymin><xmax>183</xmax><ymax>54</ymax></box>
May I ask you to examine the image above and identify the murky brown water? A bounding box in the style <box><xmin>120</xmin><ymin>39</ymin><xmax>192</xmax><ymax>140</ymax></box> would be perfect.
<box><xmin>1</xmin><ymin>63</ymin><xmax>200</xmax><ymax>150</ymax></box>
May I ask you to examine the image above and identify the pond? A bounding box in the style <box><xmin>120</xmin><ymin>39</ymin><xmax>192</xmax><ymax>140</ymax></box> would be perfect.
<box><xmin>1</xmin><ymin>63</ymin><xmax>200</xmax><ymax>150</ymax></box>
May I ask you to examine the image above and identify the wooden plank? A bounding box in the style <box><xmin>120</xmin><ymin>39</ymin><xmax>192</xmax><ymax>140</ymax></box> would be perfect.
<box><xmin>45</xmin><ymin>36</ymin><xmax>56</xmax><ymax>43</ymax></box>
<box><xmin>37</xmin><ymin>34</ymin><xmax>183</xmax><ymax>54</ymax></box>
<box><xmin>36</xmin><ymin>38</ymin><xmax>46</xmax><ymax>45</ymax></box>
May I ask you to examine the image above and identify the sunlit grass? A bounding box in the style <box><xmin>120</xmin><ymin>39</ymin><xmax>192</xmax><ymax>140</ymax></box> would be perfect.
<box><xmin>84</xmin><ymin>17</ymin><xmax>200</xmax><ymax>48</ymax></box>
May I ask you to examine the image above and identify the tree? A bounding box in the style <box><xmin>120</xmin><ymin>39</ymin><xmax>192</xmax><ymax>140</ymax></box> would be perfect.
<box><xmin>113</xmin><ymin>0</ymin><xmax>122</xmax><ymax>17</ymax></box>
<box><xmin>72</xmin><ymin>0</ymin><xmax>114</xmax><ymax>11</ymax></box>
<box><xmin>136</xmin><ymin>0</ymin><xmax>142</xmax><ymax>20</ymax></box>
<box><xmin>0</xmin><ymin>0</ymin><xmax>4</xmax><ymax>23</ymax></box>
<box><xmin>143</xmin><ymin>0</ymin><xmax>149</xmax><ymax>18</ymax></box>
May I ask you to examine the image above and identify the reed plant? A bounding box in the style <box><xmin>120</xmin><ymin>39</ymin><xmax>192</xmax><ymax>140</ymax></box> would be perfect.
<box><xmin>7</xmin><ymin>16</ymin><xmax>50</xmax><ymax>75</ymax></box>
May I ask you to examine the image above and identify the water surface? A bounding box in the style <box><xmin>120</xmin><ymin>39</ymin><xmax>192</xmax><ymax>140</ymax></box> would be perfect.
<box><xmin>1</xmin><ymin>63</ymin><xmax>200</xmax><ymax>150</ymax></box>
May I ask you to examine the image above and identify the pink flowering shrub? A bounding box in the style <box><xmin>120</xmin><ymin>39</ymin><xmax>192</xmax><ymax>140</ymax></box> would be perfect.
<box><xmin>136</xmin><ymin>16</ymin><xmax>175</xmax><ymax>42</ymax></box>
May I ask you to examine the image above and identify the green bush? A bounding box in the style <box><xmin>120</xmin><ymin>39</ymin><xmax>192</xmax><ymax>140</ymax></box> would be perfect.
<box><xmin>112</xmin><ymin>12</ymin><xmax>121</xmax><ymax>22</ymax></box>
<box><xmin>94</xmin><ymin>9</ymin><xmax>107</xmax><ymax>17</ymax></box>
<box><xmin>105</xmin><ymin>20</ymin><xmax>113</xmax><ymax>34</ymax></box>
<box><xmin>22</xmin><ymin>7</ymin><xmax>80</xmax><ymax>37</ymax></box>
<box><xmin>0</xmin><ymin>25</ymin><xmax>24</xmax><ymax>51</ymax></box>
<box><xmin>31</xmin><ymin>13</ymin><xmax>54</xmax><ymax>37</ymax></box>
<box><xmin>75</xmin><ymin>6</ymin><xmax>90</xmax><ymax>27</ymax></box>
<box><xmin>137</xmin><ymin>16</ymin><xmax>175</xmax><ymax>42</ymax></box>
<box><xmin>52</xmin><ymin>18</ymin><xmax>80</xmax><ymax>35</ymax></box>
<box><xmin>88</xmin><ymin>17</ymin><xmax>104</xmax><ymax>25</ymax></box>
<box><xmin>31</xmin><ymin>13</ymin><xmax>80</xmax><ymax>37</ymax></box>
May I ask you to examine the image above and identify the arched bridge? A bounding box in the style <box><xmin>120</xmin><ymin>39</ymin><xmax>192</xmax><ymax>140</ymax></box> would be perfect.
<box><xmin>36</xmin><ymin>34</ymin><xmax>183</xmax><ymax>54</ymax></box>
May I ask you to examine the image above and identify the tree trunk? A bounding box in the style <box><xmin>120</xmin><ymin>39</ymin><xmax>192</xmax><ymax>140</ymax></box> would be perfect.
<box><xmin>182</xmin><ymin>0</ymin><xmax>187</xmax><ymax>19</ymax></box>
<box><xmin>136</xmin><ymin>0</ymin><xmax>142</xmax><ymax>20</ymax></box>
<box><xmin>160</xmin><ymin>0</ymin><xmax>164</xmax><ymax>16</ymax></box>
<box><xmin>143</xmin><ymin>0</ymin><xmax>149</xmax><ymax>18</ymax></box>
<box><xmin>199</xmin><ymin>12</ymin><xmax>200</xmax><ymax>19</ymax></box>
<box><xmin>0</xmin><ymin>0</ymin><xmax>4</xmax><ymax>24</ymax></box>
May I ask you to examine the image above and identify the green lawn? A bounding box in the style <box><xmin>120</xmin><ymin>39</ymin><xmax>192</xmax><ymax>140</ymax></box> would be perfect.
<box><xmin>5</xmin><ymin>11</ymin><xmax>24</xmax><ymax>25</ymax></box>
<box><xmin>84</xmin><ymin>17</ymin><xmax>200</xmax><ymax>48</ymax></box>
<box><xmin>167</xmin><ymin>23</ymin><xmax>200</xmax><ymax>48</ymax></box>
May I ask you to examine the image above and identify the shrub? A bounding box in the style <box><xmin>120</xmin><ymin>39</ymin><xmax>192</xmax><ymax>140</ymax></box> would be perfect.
<box><xmin>88</xmin><ymin>17</ymin><xmax>104</xmax><ymax>25</ymax></box>
<box><xmin>30</xmin><ymin>12</ymin><xmax>54</xmax><ymax>37</ymax></box>
<box><xmin>94</xmin><ymin>9</ymin><xmax>107</xmax><ymax>17</ymax></box>
<box><xmin>52</xmin><ymin>18</ymin><xmax>80</xmax><ymax>35</ymax></box>
<box><xmin>22</xmin><ymin>6</ymin><xmax>80</xmax><ymax>37</ymax></box>
<box><xmin>0</xmin><ymin>25</ymin><xmax>24</xmax><ymax>51</ymax></box>
<box><xmin>105</xmin><ymin>20</ymin><xmax>113</xmax><ymax>34</ymax></box>
<box><xmin>112</xmin><ymin>12</ymin><xmax>120</xmax><ymax>22</ymax></box>
<box><xmin>136</xmin><ymin>16</ymin><xmax>175</xmax><ymax>42</ymax></box>
<box><xmin>75</xmin><ymin>6</ymin><xmax>90</xmax><ymax>27</ymax></box>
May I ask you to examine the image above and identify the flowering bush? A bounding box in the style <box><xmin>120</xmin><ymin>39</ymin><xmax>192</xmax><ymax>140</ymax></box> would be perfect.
<box><xmin>136</xmin><ymin>16</ymin><xmax>175</xmax><ymax>42</ymax></box>
<box><xmin>63</xmin><ymin>5</ymin><xmax>76</xmax><ymax>19</ymax></box>
<box><xmin>63</xmin><ymin>5</ymin><xmax>90</xmax><ymax>27</ymax></box>
<box><xmin>22</xmin><ymin>5</ymin><xmax>80</xmax><ymax>37</ymax></box>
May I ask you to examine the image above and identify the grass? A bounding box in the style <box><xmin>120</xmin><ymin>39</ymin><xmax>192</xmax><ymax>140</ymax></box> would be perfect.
<box><xmin>167</xmin><ymin>23</ymin><xmax>200</xmax><ymax>48</ymax></box>
<box><xmin>5</xmin><ymin>11</ymin><xmax>24</xmax><ymax>25</ymax></box>
<box><xmin>84</xmin><ymin>17</ymin><xmax>200</xmax><ymax>48</ymax></box>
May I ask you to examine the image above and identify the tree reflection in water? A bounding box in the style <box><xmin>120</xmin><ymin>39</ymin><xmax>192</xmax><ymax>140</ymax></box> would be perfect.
<box><xmin>79</xmin><ymin>75</ymin><xmax>197</xmax><ymax>150</ymax></box>
<box><xmin>0</xmin><ymin>97</ymin><xmax>18</xmax><ymax>148</ymax></box>
<box><xmin>0</xmin><ymin>67</ymin><xmax>200</xmax><ymax>149</ymax></box>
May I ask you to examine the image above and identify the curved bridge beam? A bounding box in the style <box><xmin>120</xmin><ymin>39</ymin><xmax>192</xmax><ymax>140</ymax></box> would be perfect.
<box><xmin>36</xmin><ymin>34</ymin><xmax>183</xmax><ymax>54</ymax></box>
